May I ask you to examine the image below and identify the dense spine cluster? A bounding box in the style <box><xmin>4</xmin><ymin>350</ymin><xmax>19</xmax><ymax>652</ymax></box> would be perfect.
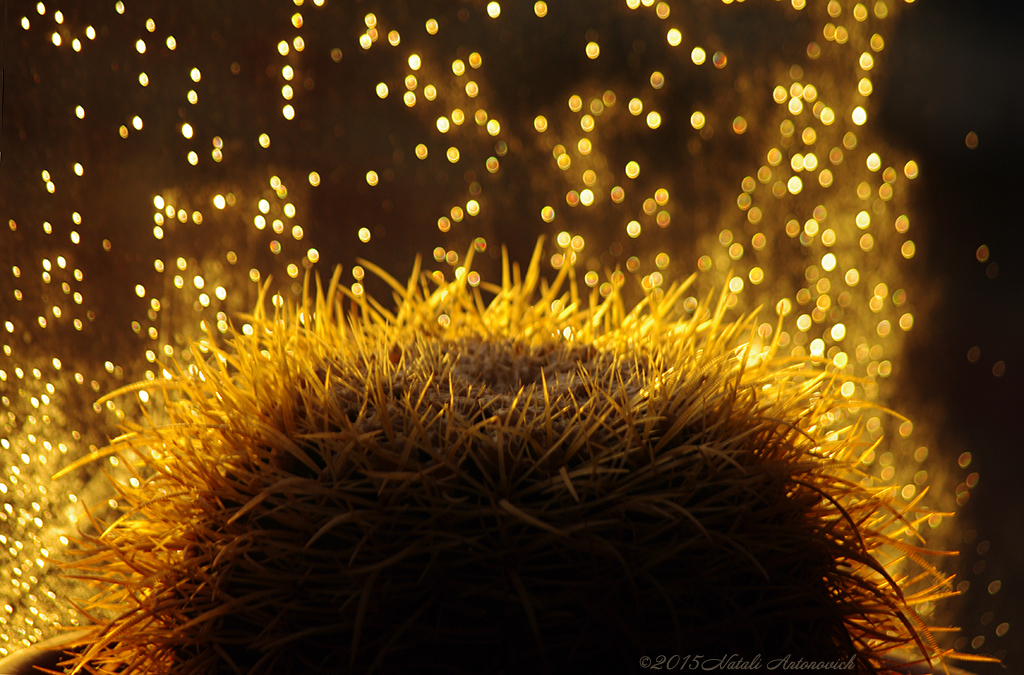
<box><xmin>55</xmin><ymin>240</ymin><xmax>953</xmax><ymax>674</ymax></box>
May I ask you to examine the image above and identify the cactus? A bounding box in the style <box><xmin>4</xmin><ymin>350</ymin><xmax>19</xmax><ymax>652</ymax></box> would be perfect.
<box><xmin>54</xmin><ymin>239</ymin><xmax>954</xmax><ymax>674</ymax></box>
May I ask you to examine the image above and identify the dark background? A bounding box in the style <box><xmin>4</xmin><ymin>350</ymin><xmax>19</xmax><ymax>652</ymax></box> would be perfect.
<box><xmin>878</xmin><ymin>0</ymin><xmax>1024</xmax><ymax>669</ymax></box>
